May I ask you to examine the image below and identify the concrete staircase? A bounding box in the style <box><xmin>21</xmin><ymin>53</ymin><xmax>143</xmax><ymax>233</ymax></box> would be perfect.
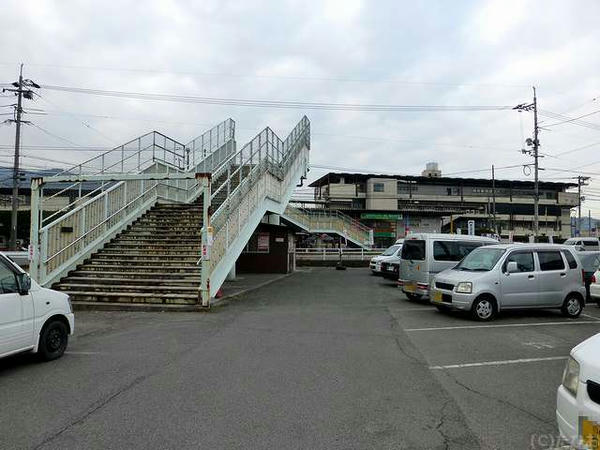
<box><xmin>52</xmin><ymin>167</ymin><xmax>247</xmax><ymax>308</ymax></box>
<box><xmin>53</xmin><ymin>201</ymin><xmax>204</xmax><ymax>306</ymax></box>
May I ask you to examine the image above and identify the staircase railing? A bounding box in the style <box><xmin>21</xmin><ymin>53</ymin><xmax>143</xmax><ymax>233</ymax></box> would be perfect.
<box><xmin>186</xmin><ymin>118</ymin><xmax>236</xmax><ymax>173</ymax></box>
<box><xmin>282</xmin><ymin>205</ymin><xmax>373</xmax><ymax>248</ymax></box>
<box><xmin>30</xmin><ymin>120</ymin><xmax>235</xmax><ymax>287</ymax></box>
<box><xmin>201</xmin><ymin>116</ymin><xmax>310</xmax><ymax>302</ymax></box>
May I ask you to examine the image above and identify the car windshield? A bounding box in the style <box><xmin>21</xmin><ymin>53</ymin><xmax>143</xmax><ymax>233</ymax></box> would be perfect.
<box><xmin>382</xmin><ymin>245</ymin><xmax>400</xmax><ymax>256</ymax></box>
<box><xmin>455</xmin><ymin>247</ymin><xmax>506</xmax><ymax>271</ymax></box>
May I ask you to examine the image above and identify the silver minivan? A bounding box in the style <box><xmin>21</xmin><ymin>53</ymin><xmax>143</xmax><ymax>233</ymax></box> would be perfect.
<box><xmin>431</xmin><ymin>244</ymin><xmax>586</xmax><ymax>321</ymax></box>
<box><xmin>398</xmin><ymin>233</ymin><xmax>498</xmax><ymax>300</ymax></box>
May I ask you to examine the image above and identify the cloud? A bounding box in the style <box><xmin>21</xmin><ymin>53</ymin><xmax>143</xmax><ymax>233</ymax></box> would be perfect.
<box><xmin>0</xmin><ymin>0</ymin><xmax>599</xmax><ymax>213</ymax></box>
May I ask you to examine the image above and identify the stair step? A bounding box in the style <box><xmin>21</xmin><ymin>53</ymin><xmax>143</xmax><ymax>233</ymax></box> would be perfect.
<box><xmin>70</xmin><ymin>270</ymin><xmax>201</xmax><ymax>279</ymax></box>
<box><xmin>55</xmin><ymin>283</ymin><xmax>198</xmax><ymax>294</ymax></box>
<box><xmin>76</xmin><ymin>264</ymin><xmax>200</xmax><ymax>272</ymax></box>
<box><xmin>104</xmin><ymin>244</ymin><xmax>201</xmax><ymax>251</ymax></box>
<box><xmin>91</xmin><ymin>253</ymin><xmax>199</xmax><ymax>260</ymax></box>
<box><xmin>66</xmin><ymin>291</ymin><xmax>198</xmax><ymax>305</ymax></box>
<box><xmin>62</xmin><ymin>277</ymin><xmax>201</xmax><ymax>286</ymax></box>
<box><xmin>121</xmin><ymin>231</ymin><xmax>202</xmax><ymax>237</ymax></box>
<box><xmin>112</xmin><ymin>238</ymin><xmax>201</xmax><ymax>244</ymax></box>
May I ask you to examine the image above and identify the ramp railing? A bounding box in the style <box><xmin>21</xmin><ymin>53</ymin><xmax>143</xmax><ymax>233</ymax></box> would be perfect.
<box><xmin>282</xmin><ymin>205</ymin><xmax>373</xmax><ymax>248</ymax></box>
<box><xmin>200</xmin><ymin>116</ymin><xmax>310</xmax><ymax>303</ymax></box>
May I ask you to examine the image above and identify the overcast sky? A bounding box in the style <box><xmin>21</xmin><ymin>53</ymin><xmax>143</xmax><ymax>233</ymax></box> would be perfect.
<box><xmin>1</xmin><ymin>0</ymin><xmax>600</xmax><ymax>214</ymax></box>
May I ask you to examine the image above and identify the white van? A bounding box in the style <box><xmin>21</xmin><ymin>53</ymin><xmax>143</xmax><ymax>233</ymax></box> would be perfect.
<box><xmin>369</xmin><ymin>239</ymin><xmax>404</xmax><ymax>275</ymax></box>
<box><xmin>398</xmin><ymin>233</ymin><xmax>498</xmax><ymax>300</ymax></box>
<box><xmin>0</xmin><ymin>252</ymin><xmax>74</xmax><ymax>361</ymax></box>
<box><xmin>564</xmin><ymin>237</ymin><xmax>600</xmax><ymax>251</ymax></box>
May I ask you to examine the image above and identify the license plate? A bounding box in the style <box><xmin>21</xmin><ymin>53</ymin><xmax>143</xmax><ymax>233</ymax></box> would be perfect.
<box><xmin>432</xmin><ymin>290</ymin><xmax>442</xmax><ymax>303</ymax></box>
<box><xmin>404</xmin><ymin>282</ymin><xmax>416</xmax><ymax>292</ymax></box>
<box><xmin>582</xmin><ymin>419</ymin><xmax>600</xmax><ymax>450</ymax></box>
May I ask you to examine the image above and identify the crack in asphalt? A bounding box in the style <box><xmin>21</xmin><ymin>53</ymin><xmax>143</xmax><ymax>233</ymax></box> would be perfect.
<box><xmin>32</xmin><ymin>372</ymin><xmax>152</xmax><ymax>450</ymax></box>
<box><xmin>435</xmin><ymin>398</ymin><xmax>452</xmax><ymax>450</ymax></box>
<box><xmin>387</xmin><ymin>306</ymin><xmax>428</xmax><ymax>366</ymax></box>
<box><xmin>444</xmin><ymin>371</ymin><xmax>553</xmax><ymax>426</ymax></box>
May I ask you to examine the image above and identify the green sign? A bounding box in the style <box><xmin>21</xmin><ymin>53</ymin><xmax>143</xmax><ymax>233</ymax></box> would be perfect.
<box><xmin>361</xmin><ymin>213</ymin><xmax>403</xmax><ymax>220</ymax></box>
<box><xmin>374</xmin><ymin>231</ymin><xmax>396</xmax><ymax>237</ymax></box>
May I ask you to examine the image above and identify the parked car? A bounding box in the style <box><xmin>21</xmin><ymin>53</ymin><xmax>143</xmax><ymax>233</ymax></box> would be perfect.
<box><xmin>577</xmin><ymin>251</ymin><xmax>600</xmax><ymax>302</ymax></box>
<box><xmin>398</xmin><ymin>233</ymin><xmax>498</xmax><ymax>300</ymax></box>
<box><xmin>556</xmin><ymin>332</ymin><xmax>600</xmax><ymax>449</ymax></box>
<box><xmin>381</xmin><ymin>260</ymin><xmax>400</xmax><ymax>281</ymax></box>
<box><xmin>370</xmin><ymin>241</ymin><xmax>403</xmax><ymax>275</ymax></box>
<box><xmin>431</xmin><ymin>244</ymin><xmax>586</xmax><ymax>320</ymax></box>
<box><xmin>564</xmin><ymin>237</ymin><xmax>600</xmax><ymax>251</ymax></box>
<box><xmin>0</xmin><ymin>252</ymin><xmax>74</xmax><ymax>361</ymax></box>
<box><xmin>590</xmin><ymin>268</ymin><xmax>600</xmax><ymax>307</ymax></box>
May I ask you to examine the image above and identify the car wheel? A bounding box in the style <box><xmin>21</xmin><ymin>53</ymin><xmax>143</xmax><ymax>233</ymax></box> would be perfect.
<box><xmin>405</xmin><ymin>293</ymin><xmax>421</xmax><ymax>302</ymax></box>
<box><xmin>38</xmin><ymin>320</ymin><xmax>69</xmax><ymax>361</ymax></box>
<box><xmin>561</xmin><ymin>295</ymin><xmax>583</xmax><ymax>319</ymax></box>
<box><xmin>471</xmin><ymin>296</ymin><xmax>496</xmax><ymax>321</ymax></box>
<box><xmin>435</xmin><ymin>305</ymin><xmax>446</xmax><ymax>313</ymax></box>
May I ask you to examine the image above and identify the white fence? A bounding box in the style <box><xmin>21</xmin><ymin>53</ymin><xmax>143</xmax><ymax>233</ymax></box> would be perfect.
<box><xmin>295</xmin><ymin>247</ymin><xmax>385</xmax><ymax>261</ymax></box>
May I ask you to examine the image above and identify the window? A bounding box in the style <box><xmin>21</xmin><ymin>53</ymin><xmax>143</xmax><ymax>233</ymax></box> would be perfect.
<box><xmin>504</xmin><ymin>252</ymin><xmax>534</xmax><ymax>273</ymax></box>
<box><xmin>446</xmin><ymin>188</ymin><xmax>452</xmax><ymax>196</ymax></box>
<box><xmin>0</xmin><ymin>260</ymin><xmax>18</xmax><ymax>294</ymax></box>
<box><xmin>538</xmin><ymin>251</ymin><xmax>565</xmax><ymax>271</ymax></box>
<box><xmin>373</xmin><ymin>183</ymin><xmax>385</xmax><ymax>192</ymax></box>
<box><xmin>397</xmin><ymin>184</ymin><xmax>417</xmax><ymax>193</ymax></box>
<box><xmin>382</xmin><ymin>245</ymin><xmax>401</xmax><ymax>256</ymax></box>
<box><xmin>455</xmin><ymin>248</ymin><xmax>505</xmax><ymax>271</ymax></box>
<box><xmin>433</xmin><ymin>241</ymin><xmax>484</xmax><ymax>261</ymax></box>
<box><xmin>562</xmin><ymin>250</ymin><xmax>578</xmax><ymax>269</ymax></box>
<box><xmin>401</xmin><ymin>240</ymin><xmax>425</xmax><ymax>261</ymax></box>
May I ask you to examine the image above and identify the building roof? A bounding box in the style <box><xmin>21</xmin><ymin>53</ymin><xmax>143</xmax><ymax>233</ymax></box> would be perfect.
<box><xmin>308</xmin><ymin>172</ymin><xmax>577</xmax><ymax>190</ymax></box>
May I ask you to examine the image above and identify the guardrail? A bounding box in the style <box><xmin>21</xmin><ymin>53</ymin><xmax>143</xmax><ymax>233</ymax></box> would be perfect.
<box><xmin>295</xmin><ymin>247</ymin><xmax>385</xmax><ymax>261</ymax></box>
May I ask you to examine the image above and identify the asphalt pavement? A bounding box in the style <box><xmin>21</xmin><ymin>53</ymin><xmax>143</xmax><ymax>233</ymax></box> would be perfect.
<box><xmin>1</xmin><ymin>268</ymin><xmax>599</xmax><ymax>449</ymax></box>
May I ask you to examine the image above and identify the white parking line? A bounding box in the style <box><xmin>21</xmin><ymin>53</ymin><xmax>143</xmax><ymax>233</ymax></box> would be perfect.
<box><xmin>429</xmin><ymin>356</ymin><xmax>567</xmax><ymax>370</ymax></box>
<box><xmin>65</xmin><ymin>351</ymin><xmax>103</xmax><ymax>355</ymax></box>
<box><xmin>582</xmin><ymin>312</ymin><xmax>600</xmax><ymax>320</ymax></box>
<box><xmin>406</xmin><ymin>320</ymin><xmax>600</xmax><ymax>332</ymax></box>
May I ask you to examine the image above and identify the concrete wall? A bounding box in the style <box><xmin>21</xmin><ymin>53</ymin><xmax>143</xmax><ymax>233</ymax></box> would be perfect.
<box><xmin>366</xmin><ymin>178</ymin><xmax>397</xmax><ymax>210</ymax></box>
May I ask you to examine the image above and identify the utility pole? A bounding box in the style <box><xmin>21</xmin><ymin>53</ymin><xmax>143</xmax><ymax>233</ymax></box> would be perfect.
<box><xmin>2</xmin><ymin>64</ymin><xmax>40</xmax><ymax>250</ymax></box>
<box><xmin>513</xmin><ymin>87</ymin><xmax>541</xmax><ymax>240</ymax></box>
<box><xmin>492</xmin><ymin>165</ymin><xmax>496</xmax><ymax>234</ymax></box>
<box><xmin>575</xmin><ymin>175</ymin><xmax>590</xmax><ymax>237</ymax></box>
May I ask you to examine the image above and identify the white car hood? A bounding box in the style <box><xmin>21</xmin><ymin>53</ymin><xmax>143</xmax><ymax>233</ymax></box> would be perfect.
<box><xmin>572</xmin><ymin>332</ymin><xmax>600</xmax><ymax>383</ymax></box>
<box><xmin>372</xmin><ymin>255</ymin><xmax>390</xmax><ymax>263</ymax></box>
<box><xmin>435</xmin><ymin>268</ymin><xmax>492</xmax><ymax>284</ymax></box>
<box><xmin>379</xmin><ymin>255</ymin><xmax>400</xmax><ymax>264</ymax></box>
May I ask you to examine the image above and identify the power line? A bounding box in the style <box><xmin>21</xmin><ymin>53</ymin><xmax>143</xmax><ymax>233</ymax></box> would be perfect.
<box><xmin>33</xmin><ymin>92</ymin><xmax>118</xmax><ymax>145</ymax></box>
<box><xmin>538</xmin><ymin>109</ymin><xmax>600</xmax><ymax>132</ymax></box>
<box><xmin>42</xmin><ymin>84</ymin><xmax>515</xmax><ymax>112</ymax></box>
<box><xmin>29</xmin><ymin>123</ymin><xmax>83</xmax><ymax>147</ymax></box>
<box><xmin>2</xmin><ymin>61</ymin><xmax>531</xmax><ymax>88</ymax></box>
<box><xmin>542</xmin><ymin>108</ymin><xmax>600</xmax><ymax>128</ymax></box>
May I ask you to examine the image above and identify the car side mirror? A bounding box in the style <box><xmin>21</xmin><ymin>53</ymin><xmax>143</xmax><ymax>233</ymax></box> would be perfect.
<box><xmin>506</xmin><ymin>261</ymin><xmax>518</xmax><ymax>274</ymax></box>
<box><xmin>17</xmin><ymin>273</ymin><xmax>31</xmax><ymax>296</ymax></box>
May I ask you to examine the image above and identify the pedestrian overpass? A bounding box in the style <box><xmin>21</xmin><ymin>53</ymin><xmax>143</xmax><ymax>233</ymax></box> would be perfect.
<box><xmin>28</xmin><ymin>117</ymin><xmax>371</xmax><ymax>307</ymax></box>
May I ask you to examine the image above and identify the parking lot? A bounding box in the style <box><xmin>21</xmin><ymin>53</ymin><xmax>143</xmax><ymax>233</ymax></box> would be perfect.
<box><xmin>378</xmin><ymin>272</ymin><xmax>600</xmax><ymax>449</ymax></box>
<box><xmin>1</xmin><ymin>268</ymin><xmax>599</xmax><ymax>449</ymax></box>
